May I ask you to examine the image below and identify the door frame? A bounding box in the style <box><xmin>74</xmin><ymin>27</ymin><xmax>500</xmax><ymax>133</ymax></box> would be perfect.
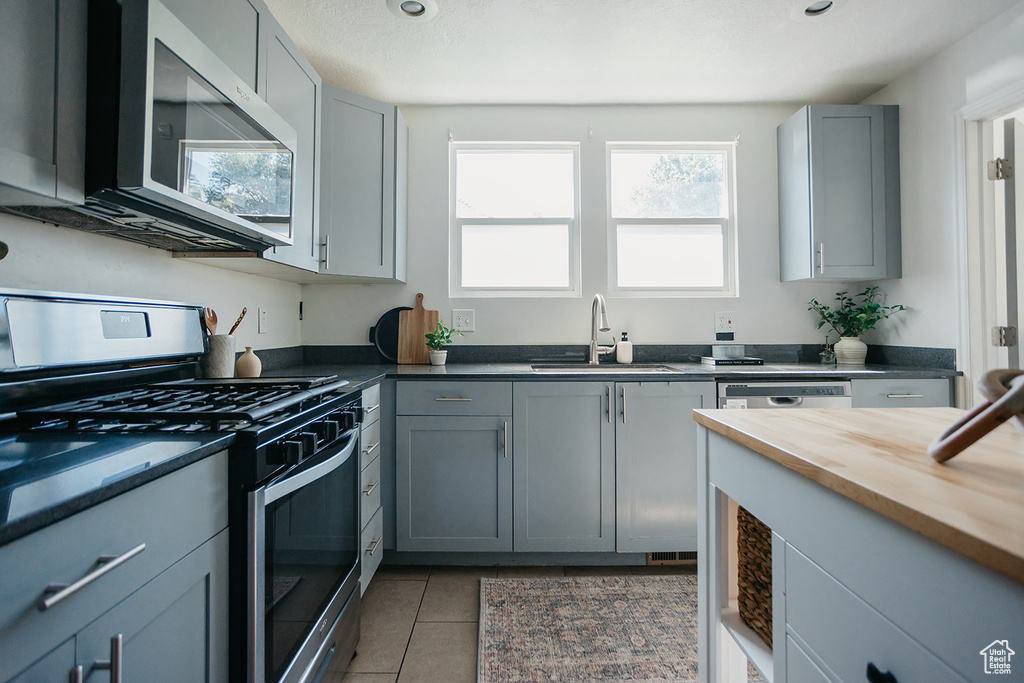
<box><xmin>956</xmin><ymin>81</ymin><xmax>1024</xmax><ymax>407</ymax></box>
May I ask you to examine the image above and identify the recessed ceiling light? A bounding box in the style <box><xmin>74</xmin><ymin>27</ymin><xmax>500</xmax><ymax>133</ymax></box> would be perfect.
<box><xmin>804</xmin><ymin>1</ymin><xmax>834</xmax><ymax>16</ymax></box>
<box><xmin>386</xmin><ymin>0</ymin><xmax>437</xmax><ymax>21</ymax></box>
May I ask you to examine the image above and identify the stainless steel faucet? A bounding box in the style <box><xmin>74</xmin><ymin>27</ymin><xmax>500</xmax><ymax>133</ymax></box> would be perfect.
<box><xmin>589</xmin><ymin>294</ymin><xmax>614</xmax><ymax>365</ymax></box>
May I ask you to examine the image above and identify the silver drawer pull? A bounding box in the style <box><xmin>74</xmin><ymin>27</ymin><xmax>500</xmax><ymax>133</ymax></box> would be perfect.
<box><xmin>435</xmin><ymin>397</ymin><xmax>472</xmax><ymax>402</ymax></box>
<box><xmin>363</xmin><ymin>404</ymin><xmax>380</xmax><ymax>414</ymax></box>
<box><xmin>363</xmin><ymin>480</ymin><xmax>380</xmax><ymax>496</ymax></box>
<box><xmin>886</xmin><ymin>393</ymin><xmax>924</xmax><ymax>399</ymax></box>
<box><xmin>70</xmin><ymin>666</ymin><xmax>84</xmax><ymax>683</ymax></box>
<box><xmin>362</xmin><ymin>442</ymin><xmax>380</xmax><ymax>456</ymax></box>
<box><xmin>92</xmin><ymin>634</ymin><xmax>123</xmax><ymax>683</ymax></box>
<box><xmin>41</xmin><ymin>543</ymin><xmax>146</xmax><ymax>610</ymax></box>
<box><xmin>366</xmin><ymin>537</ymin><xmax>382</xmax><ymax>556</ymax></box>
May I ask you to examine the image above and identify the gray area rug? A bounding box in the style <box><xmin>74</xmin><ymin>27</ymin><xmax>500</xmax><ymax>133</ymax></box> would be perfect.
<box><xmin>478</xmin><ymin>575</ymin><xmax>702</xmax><ymax>682</ymax></box>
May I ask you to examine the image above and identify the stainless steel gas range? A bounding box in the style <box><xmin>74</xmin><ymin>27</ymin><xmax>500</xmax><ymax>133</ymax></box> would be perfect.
<box><xmin>0</xmin><ymin>289</ymin><xmax>362</xmax><ymax>683</ymax></box>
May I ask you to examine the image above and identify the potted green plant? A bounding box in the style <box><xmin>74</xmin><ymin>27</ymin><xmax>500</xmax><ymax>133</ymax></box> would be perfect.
<box><xmin>424</xmin><ymin>319</ymin><xmax>463</xmax><ymax>366</ymax></box>
<box><xmin>807</xmin><ymin>287</ymin><xmax>905</xmax><ymax>364</ymax></box>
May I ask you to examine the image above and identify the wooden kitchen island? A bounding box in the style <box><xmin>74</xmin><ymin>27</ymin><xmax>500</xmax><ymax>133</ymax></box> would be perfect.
<box><xmin>693</xmin><ymin>408</ymin><xmax>1024</xmax><ymax>683</ymax></box>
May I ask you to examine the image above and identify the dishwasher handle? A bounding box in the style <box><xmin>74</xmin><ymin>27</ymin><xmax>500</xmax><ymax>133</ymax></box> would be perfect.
<box><xmin>767</xmin><ymin>396</ymin><xmax>803</xmax><ymax>407</ymax></box>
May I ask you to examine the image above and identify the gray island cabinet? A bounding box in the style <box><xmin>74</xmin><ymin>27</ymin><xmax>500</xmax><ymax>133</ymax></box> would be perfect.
<box><xmin>0</xmin><ymin>453</ymin><xmax>229</xmax><ymax>683</ymax></box>
<box><xmin>778</xmin><ymin>104</ymin><xmax>901</xmax><ymax>281</ymax></box>
<box><xmin>393</xmin><ymin>379</ymin><xmax>713</xmax><ymax>556</ymax></box>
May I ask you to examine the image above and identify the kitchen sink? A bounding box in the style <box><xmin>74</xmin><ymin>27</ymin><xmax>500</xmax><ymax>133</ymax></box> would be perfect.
<box><xmin>531</xmin><ymin>364</ymin><xmax>675</xmax><ymax>372</ymax></box>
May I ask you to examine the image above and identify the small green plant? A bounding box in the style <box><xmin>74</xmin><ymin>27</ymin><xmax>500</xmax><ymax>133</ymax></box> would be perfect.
<box><xmin>808</xmin><ymin>287</ymin><xmax>905</xmax><ymax>338</ymax></box>
<box><xmin>425</xmin><ymin>319</ymin><xmax>463</xmax><ymax>351</ymax></box>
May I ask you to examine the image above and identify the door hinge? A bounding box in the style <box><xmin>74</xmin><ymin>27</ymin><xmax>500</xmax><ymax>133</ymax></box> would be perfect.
<box><xmin>988</xmin><ymin>157</ymin><xmax>1014</xmax><ymax>180</ymax></box>
<box><xmin>992</xmin><ymin>325</ymin><xmax>1018</xmax><ymax>347</ymax></box>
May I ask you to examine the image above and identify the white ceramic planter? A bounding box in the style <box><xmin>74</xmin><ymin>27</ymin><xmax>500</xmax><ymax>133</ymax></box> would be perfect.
<box><xmin>429</xmin><ymin>349</ymin><xmax>447</xmax><ymax>366</ymax></box>
<box><xmin>834</xmin><ymin>336</ymin><xmax>868</xmax><ymax>365</ymax></box>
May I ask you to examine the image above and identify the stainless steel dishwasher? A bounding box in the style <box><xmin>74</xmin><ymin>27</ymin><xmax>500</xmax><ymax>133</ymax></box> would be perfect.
<box><xmin>717</xmin><ymin>380</ymin><xmax>853</xmax><ymax>409</ymax></box>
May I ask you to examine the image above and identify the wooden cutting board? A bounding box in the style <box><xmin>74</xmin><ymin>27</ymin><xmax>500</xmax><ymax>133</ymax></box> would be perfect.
<box><xmin>397</xmin><ymin>293</ymin><xmax>438</xmax><ymax>364</ymax></box>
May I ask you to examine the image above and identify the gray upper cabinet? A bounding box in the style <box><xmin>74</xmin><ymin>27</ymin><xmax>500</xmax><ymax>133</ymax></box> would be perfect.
<box><xmin>320</xmin><ymin>86</ymin><xmax>408</xmax><ymax>281</ymax></box>
<box><xmin>259</xmin><ymin>22</ymin><xmax>322</xmax><ymax>272</ymax></box>
<box><xmin>160</xmin><ymin>0</ymin><xmax>260</xmax><ymax>92</ymax></box>
<box><xmin>0</xmin><ymin>0</ymin><xmax>86</xmax><ymax>205</ymax></box>
<box><xmin>778</xmin><ymin>104</ymin><xmax>901</xmax><ymax>281</ymax></box>
<box><xmin>615</xmin><ymin>381</ymin><xmax>714</xmax><ymax>553</ymax></box>
<box><xmin>512</xmin><ymin>382</ymin><xmax>615</xmax><ymax>553</ymax></box>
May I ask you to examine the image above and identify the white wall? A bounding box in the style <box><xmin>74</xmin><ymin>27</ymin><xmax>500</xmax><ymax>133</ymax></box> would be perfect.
<box><xmin>863</xmin><ymin>1</ymin><xmax>1024</xmax><ymax>354</ymax></box>
<box><xmin>0</xmin><ymin>212</ymin><xmax>302</xmax><ymax>351</ymax></box>
<box><xmin>301</xmin><ymin>104</ymin><xmax>842</xmax><ymax>347</ymax></box>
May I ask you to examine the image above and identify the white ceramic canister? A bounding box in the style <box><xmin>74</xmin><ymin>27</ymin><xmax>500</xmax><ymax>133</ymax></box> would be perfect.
<box><xmin>201</xmin><ymin>335</ymin><xmax>236</xmax><ymax>378</ymax></box>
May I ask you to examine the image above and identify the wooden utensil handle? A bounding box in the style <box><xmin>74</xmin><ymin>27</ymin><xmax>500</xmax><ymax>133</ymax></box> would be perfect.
<box><xmin>228</xmin><ymin>307</ymin><xmax>247</xmax><ymax>335</ymax></box>
<box><xmin>929</xmin><ymin>369</ymin><xmax>1024</xmax><ymax>462</ymax></box>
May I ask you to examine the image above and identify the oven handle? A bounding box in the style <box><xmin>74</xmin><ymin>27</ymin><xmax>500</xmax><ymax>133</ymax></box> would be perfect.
<box><xmin>264</xmin><ymin>428</ymin><xmax>359</xmax><ymax>506</ymax></box>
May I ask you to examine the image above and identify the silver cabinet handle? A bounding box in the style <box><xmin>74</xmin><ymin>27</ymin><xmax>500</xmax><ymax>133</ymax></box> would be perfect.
<box><xmin>435</xmin><ymin>397</ymin><xmax>472</xmax><ymax>402</ymax></box>
<box><xmin>607</xmin><ymin>386</ymin><xmax>612</xmax><ymax>423</ymax></box>
<box><xmin>886</xmin><ymin>394</ymin><xmax>924</xmax><ymax>399</ymax></box>
<box><xmin>321</xmin><ymin>234</ymin><xmax>330</xmax><ymax>270</ymax></box>
<box><xmin>70</xmin><ymin>666</ymin><xmax>83</xmax><ymax>683</ymax></box>
<box><xmin>41</xmin><ymin>543</ymin><xmax>146</xmax><ymax>610</ymax></box>
<box><xmin>363</xmin><ymin>480</ymin><xmax>380</xmax><ymax>496</ymax></box>
<box><xmin>93</xmin><ymin>634</ymin><xmax>123</xmax><ymax>683</ymax></box>
<box><xmin>363</xmin><ymin>404</ymin><xmax>380</xmax><ymax>414</ymax></box>
<box><xmin>621</xmin><ymin>387</ymin><xmax>626</xmax><ymax>424</ymax></box>
<box><xmin>366</xmin><ymin>537</ymin><xmax>382</xmax><ymax>556</ymax></box>
<box><xmin>362</xmin><ymin>442</ymin><xmax>379</xmax><ymax>456</ymax></box>
<box><xmin>818</xmin><ymin>242</ymin><xmax>825</xmax><ymax>274</ymax></box>
<box><xmin>502</xmin><ymin>421</ymin><xmax>508</xmax><ymax>458</ymax></box>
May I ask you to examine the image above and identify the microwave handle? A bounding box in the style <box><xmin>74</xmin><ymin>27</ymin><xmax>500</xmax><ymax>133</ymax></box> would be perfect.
<box><xmin>263</xmin><ymin>428</ymin><xmax>358</xmax><ymax>506</ymax></box>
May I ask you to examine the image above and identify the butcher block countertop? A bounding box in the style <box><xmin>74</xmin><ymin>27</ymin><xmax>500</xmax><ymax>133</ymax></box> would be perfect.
<box><xmin>693</xmin><ymin>407</ymin><xmax>1024</xmax><ymax>584</ymax></box>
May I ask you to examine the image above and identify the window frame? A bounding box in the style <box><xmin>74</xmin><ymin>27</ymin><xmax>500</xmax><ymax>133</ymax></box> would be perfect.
<box><xmin>606</xmin><ymin>142</ymin><xmax>739</xmax><ymax>298</ymax></box>
<box><xmin>449</xmin><ymin>141</ymin><xmax>582</xmax><ymax>298</ymax></box>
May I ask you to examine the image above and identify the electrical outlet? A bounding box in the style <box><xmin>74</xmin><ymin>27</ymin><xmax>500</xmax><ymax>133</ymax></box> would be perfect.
<box><xmin>258</xmin><ymin>307</ymin><xmax>268</xmax><ymax>334</ymax></box>
<box><xmin>715</xmin><ymin>311</ymin><xmax>735</xmax><ymax>334</ymax></box>
<box><xmin>452</xmin><ymin>309</ymin><xmax>475</xmax><ymax>332</ymax></box>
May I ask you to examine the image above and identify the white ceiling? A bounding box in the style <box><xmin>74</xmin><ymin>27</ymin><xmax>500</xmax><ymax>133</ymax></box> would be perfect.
<box><xmin>264</xmin><ymin>0</ymin><xmax>1019</xmax><ymax>106</ymax></box>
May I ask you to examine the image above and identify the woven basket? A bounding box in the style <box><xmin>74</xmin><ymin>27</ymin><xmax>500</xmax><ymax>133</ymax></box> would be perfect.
<box><xmin>736</xmin><ymin>506</ymin><xmax>772</xmax><ymax>648</ymax></box>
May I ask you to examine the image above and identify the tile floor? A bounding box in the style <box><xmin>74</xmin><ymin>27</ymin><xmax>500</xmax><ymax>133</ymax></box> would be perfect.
<box><xmin>335</xmin><ymin>563</ymin><xmax>697</xmax><ymax>683</ymax></box>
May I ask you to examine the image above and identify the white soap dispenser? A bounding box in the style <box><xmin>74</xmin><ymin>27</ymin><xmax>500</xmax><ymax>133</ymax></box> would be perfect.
<box><xmin>617</xmin><ymin>332</ymin><xmax>633</xmax><ymax>364</ymax></box>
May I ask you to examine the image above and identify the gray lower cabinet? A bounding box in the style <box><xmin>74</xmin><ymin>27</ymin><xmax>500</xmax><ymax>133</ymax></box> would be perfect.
<box><xmin>0</xmin><ymin>0</ymin><xmax>86</xmax><ymax>205</ymax></box>
<box><xmin>396</xmin><ymin>415</ymin><xmax>512</xmax><ymax>552</ymax></box>
<box><xmin>851</xmin><ymin>378</ymin><xmax>954</xmax><ymax>408</ymax></box>
<box><xmin>513</xmin><ymin>382</ymin><xmax>615</xmax><ymax>552</ymax></box>
<box><xmin>0</xmin><ymin>452</ymin><xmax>229</xmax><ymax>682</ymax></box>
<box><xmin>778</xmin><ymin>104</ymin><xmax>901</xmax><ymax>281</ymax></box>
<box><xmin>360</xmin><ymin>383</ymin><xmax>384</xmax><ymax>591</ymax></box>
<box><xmin>615</xmin><ymin>381</ymin><xmax>715</xmax><ymax>553</ymax></box>
<box><xmin>319</xmin><ymin>86</ymin><xmax>408</xmax><ymax>281</ymax></box>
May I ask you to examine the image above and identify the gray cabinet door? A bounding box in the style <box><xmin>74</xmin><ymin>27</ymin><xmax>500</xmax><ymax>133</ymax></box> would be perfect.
<box><xmin>7</xmin><ymin>640</ymin><xmax>74</xmax><ymax>683</ymax></box>
<box><xmin>615</xmin><ymin>381</ymin><xmax>714</xmax><ymax>553</ymax></box>
<box><xmin>512</xmin><ymin>382</ymin><xmax>615</xmax><ymax>552</ymax></box>
<box><xmin>396</xmin><ymin>416</ymin><xmax>512</xmax><ymax>552</ymax></box>
<box><xmin>320</xmin><ymin>86</ymin><xmax>405</xmax><ymax>280</ymax></box>
<box><xmin>261</xmin><ymin>25</ymin><xmax>321</xmax><ymax>272</ymax></box>
<box><xmin>0</xmin><ymin>0</ymin><xmax>85</xmax><ymax>205</ymax></box>
<box><xmin>75</xmin><ymin>530</ymin><xmax>229</xmax><ymax>683</ymax></box>
<box><xmin>779</xmin><ymin>104</ymin><xmax>901</xmax><ymax>281</ymax></box>
<box><xmin>160</xmin><ymin>0</ymin><xmax>260</xmax><ymax>91</ymax></box>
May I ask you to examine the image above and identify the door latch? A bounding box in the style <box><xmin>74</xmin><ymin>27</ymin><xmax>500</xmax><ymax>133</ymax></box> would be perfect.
<box><xmin>992</xmin><ymin>325</ymin><xmax>1018</xmax><ymax>347</ymax></box>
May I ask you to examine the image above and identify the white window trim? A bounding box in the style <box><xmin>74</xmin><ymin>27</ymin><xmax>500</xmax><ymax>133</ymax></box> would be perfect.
<box><xmin>606</xmin><ymin>142</ymin><xmax>739</xmax><ymax>298</ymax></box>
<box><xmin>449</xmin><ymin>142</ymin><xmax>582</xmax><ymax>298</ymax></box>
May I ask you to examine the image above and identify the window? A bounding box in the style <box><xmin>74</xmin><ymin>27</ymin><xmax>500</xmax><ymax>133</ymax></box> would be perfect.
<box><xmin>450</xmin><ymin>143</ymin><xmax>581</xmax><ymax>297</ymax></box>
<box><xmin>607</xmin><ymin>143</ymin><xmax>737</xmax><ymax>296</ymax></box>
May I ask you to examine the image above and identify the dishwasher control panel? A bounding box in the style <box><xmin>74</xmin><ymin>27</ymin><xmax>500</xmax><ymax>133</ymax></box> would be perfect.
<box><xmin>717</xmin><ymin>381</ymin><xmax>853</xmax><ymax>409</ymax></box>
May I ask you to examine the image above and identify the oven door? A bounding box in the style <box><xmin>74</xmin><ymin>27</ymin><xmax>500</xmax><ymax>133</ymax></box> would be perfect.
<box><xmin>248</xmin><ymin>428</ymin><xmax>360</xmax><ymax>683</ymax></box>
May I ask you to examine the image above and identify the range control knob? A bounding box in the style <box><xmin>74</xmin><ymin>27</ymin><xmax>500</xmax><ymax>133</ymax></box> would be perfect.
<box><xmin>318</xmin><ymin>420</ymin><xmax>340</xmax><ymax>443</ymax></box>
<box><xmin>280</xmin><ymin>439</ymin><xmax>304</xmax><ymax>465</ymax></box>
<box><xmin>299</xmin><ymin>431</ymin><xmax>317</xmax><ymax>455</ymax></box>
<box><xmin>338</xmin><ymin>410</ymin><xmax>356</xmax><ymax>431</ymax></box>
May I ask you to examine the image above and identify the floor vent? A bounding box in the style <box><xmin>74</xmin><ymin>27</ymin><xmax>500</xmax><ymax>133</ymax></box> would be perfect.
<box><xmin>646</xmin><ymin>551</ymin><xmax>697</xmax><ymax>566</ymax></box>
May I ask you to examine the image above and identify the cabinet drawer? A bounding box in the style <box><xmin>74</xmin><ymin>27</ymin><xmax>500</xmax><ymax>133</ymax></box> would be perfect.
<box><xmin>851</xmin><ymin>378</ymin><xmax>952</xmax><ymax>408</ymax></box>
<box><xmin>360</xmin><ymin>455</ymin><xmax>382</xmax><ymax>529</ymax></box>
<box><xmin>360</xmin><ymin>418</ymin><xmax>381</xmax><ymax>471</ymax></box>
<box><xmin>785</xmin><ymin>544</ymin><xmax>967</xmax><ymax>682</ymax></box>
<box><xmin>360</xmin><ymin>507</ymin><xmax>384</xmax><ymax>593</ymax></box>
<box><xmin>0</xmin><ymin>451</ymin><xmax>228</xmax><ymax>681</ymax></box>
<box><xmin>361</xmin><ymin>383</ymin><xmax>381</xmax><ymax>426</ymax></box>
<box><xmin>397</xmin><ymin>381</ymin><xmax>511</xmax><ymax>416</ymax></box>
<box><xmin>786</xmin><ymin>635</ymin><xmax>831</xmax><ymax>682</ymax></box>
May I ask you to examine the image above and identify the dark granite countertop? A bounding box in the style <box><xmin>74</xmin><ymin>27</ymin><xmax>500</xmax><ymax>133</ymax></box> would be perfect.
<box><xmin>262</xmin><ymin>361</ymin><xmax>958</xmax><ymax>383</ymax></box>
<box><xmin>0</xmin><ymin>432</ymin><xmax>233</xmax><ymax>547</ymax></box>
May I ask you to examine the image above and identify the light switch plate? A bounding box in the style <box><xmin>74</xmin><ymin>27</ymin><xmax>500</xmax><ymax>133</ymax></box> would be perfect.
<box><xmin>258</xmin><ymin>307</ymin><xmax>268</xmax><ymax>334</ymax></box>
<box><xmin>452</xmin><ymin>309</ymin><xmax>475</xmax><ymax>332</ymax></box>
